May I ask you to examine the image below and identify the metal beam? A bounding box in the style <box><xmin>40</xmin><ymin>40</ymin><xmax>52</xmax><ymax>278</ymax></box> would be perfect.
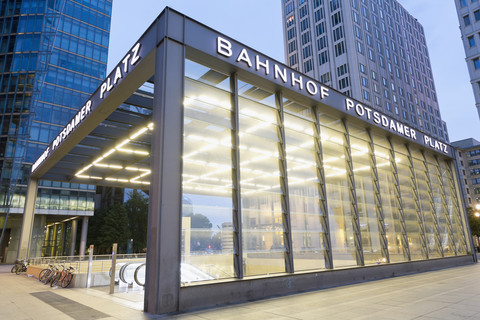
<box><xmin>387</xmin><ymin>138</ymin><xmax>411</xmax><ymax>261</ymax></box>
<box><xmin>342</xmin><ymin>119</ymin><xmax>364</xmax><ymax>266</ymax></box>
<box><xmin>313</xmin><ymin>109</ymin><xmax>333</xmax><ymax>269</ymax></box>
<box><xmin>230</xmin><ymin>73</ymin><xmax>243</xmax><ymax>279</ymax></box>
<box><xmin>366</xmin><ymin>129</ymin><xmax>389</xmax><ymax>263</ymax></box>
<box><xmin>276</xmin><ymin>91</ymin><xmax>294</xmax><ymax>274</ymax></box>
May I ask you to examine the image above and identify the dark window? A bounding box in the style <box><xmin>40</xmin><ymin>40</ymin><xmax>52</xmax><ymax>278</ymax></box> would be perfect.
<box><xmin>475</xmin><ymin>10</ymin><xmax>480</xmax><ymax>22</ymax></box>
<box><xmin>464</xmin><ymin>15</ymin><xmax>471</xmax><ymax>26</ymax></box>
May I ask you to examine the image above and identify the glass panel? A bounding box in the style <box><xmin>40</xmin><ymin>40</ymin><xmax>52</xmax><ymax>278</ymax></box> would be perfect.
<box><xmin>425</xmin><ymin>153</ymin><xmax>454</xmax><ymax>256</ymax></box>
<box><xmin>320</xmin><ymin>115</ymin><xmax>357</xmax><ymax>268</ymax></box>
<box><xmin>181</xmin><ymin>60</ymin><xmax>235</xmax><ymax>283</ymax></box>
<box><xmin>284</xmin><ymin>101</ymin><xmax>327</xmax><ymax>271</ymax></box>
<box><xmin>373</xmin><ymin>134</ymin><xmax>408</xmax><ymax>262</ymax></box>
<box><xmin>350</xmin><ymin>132</ymin><xmax>385</xmax><ymax>265</ymax></box>
<box><xmin>412</xmin><ymin>153</ymin><xmax>441</xmax><ymax>258</ymax></box>
<box><xmin>395</xmin><ymin>147</ymin><xmax>426</xmax><ymax>260</ymax></box>
<box><xmin>441</xmin><ymin>160</ymin><xmax>467</xmax><ymax>255</ymax></box>
<box><xmin>238</xmin><ymin>81</ymin><xmax>286</xmax><ymax>276</ymax></box>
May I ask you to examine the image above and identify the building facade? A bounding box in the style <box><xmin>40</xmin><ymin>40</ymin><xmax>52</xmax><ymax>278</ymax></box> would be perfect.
<box><xmin>0</xmin><ymin>0</ymin><xmax>111</xmax><ymax>262</ymax></box>
<box><xmin>24</xmin><ymin>8</ymin><xmax>475</xmax><ymax>315</ymax></box>
<box><xmin>282</xmin><ymin>0</ymin><xmax>448</xmax><ymax>143</ymax></box>
<box><xmin>452</xmin><ymin>138</ymin><xmax>480</xmax><ymax>209</ymax></box>
<box><xmin>455</xmin><ymin>0</ymin><xmax>480</xmax><ymax>119</ymax></box>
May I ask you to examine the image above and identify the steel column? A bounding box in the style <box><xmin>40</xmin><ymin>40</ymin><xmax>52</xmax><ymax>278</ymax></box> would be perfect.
<box><xmin>313</xmin><ymin>110</ymin><xmax>333</xmax><ymax>269</ymax></box>
<box><xmin>275</xmin><ymin>92</ymin><xmax>294</xmax><ymax>274</ymax></box>
<box><xmin>387</xmin><ymin>138</ymin><xmax>411</xmax><ymax>261</ymax></box>
<box><xmin>144</xmin><ymin>38</ymin><xmax>184</xmax><ymax>314</ymax></box>
<box><xmin>17</xmin><ymin>178</ymin><xmax>38</xmax><ymax>260</ymax></box>
<box><xmin>366</xmin><ymin>129</ymin><xmax>389</xmax><ymax>263</ymax></box>
<box><xmin>230</xmin><ymin>73</ymin><xmax>243</xmax><ymax>279</ymax></box>
<box><xmin>342</xmin><ymin>119</ymin><xmax>364</xmax><ymax>266</ymax></box>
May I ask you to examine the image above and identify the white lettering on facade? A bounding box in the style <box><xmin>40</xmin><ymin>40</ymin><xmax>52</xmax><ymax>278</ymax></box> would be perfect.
<box><xmin>215</xmin><ymin>37</ymin><xmax>330</xmax><ymax>101</ymax></box>
<box><xmin>255</xmin><ymin>55</ymin><xmax>269</xmax><ymax>75</ymax></box>
<box><xmin>236</xmin><ymin>49</ymin><xmax>252</xmax><ymax>67</ymax></box>
<box><xmin>100</xmin><ymin>43</ymin><xmax>141</xmax><ymax>99</ymax></box>
<box><xmin>345</xmin><ymin>98</ymin><xmax>446</xmax><ymax>154</ymax></box>
<box><xmin>217</xmin><ymin>37</ymin><xmax>232</xmax><ymax>57</ymax></box>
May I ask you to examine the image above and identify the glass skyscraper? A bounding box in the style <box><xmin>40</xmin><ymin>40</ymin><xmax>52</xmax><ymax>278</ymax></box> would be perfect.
<box><xmin>0</xmin><ymin>0</ymin><xmax>111</xmax><ymax>262</ymax></box>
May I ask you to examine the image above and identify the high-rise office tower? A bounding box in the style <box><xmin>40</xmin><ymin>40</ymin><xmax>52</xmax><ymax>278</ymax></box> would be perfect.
<box><xmin>0</xmin><ymin>0</ymin><xmax>111</xmax><ymax>262</ymax></box>
<box><xmin>452</xmin><ymin>138</ymin><xmax>480</xmax><ymax>209</ymax></box>
<box><xmin>282</xmin><ymin>0</ymin><xmax>448</xmax><ymax>142</ymax></box>
<box><xmin>455</xmin><ymin>0</ymin><xmax>480</xmax><ymax>119</ymax></box>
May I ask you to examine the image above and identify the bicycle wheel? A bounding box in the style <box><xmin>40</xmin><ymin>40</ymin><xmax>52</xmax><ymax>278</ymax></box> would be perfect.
<box><xmin>11</xmin><ymin>265</ymin><xmax>16</xmax><ymax>273</ymax></box>
<box><xmin>61</xmin><ymin>273</ymin><xmax>74</xmax><ymax>288</ymax></box>
<box><xmin>15</xmin><ymin>265</ymin><xmax>21</xmax><ymax>275</ymax></box>
<box><xmin>43</xmin><ymin>270</ymin><xmax>56</xmax><ymax>284</ymax></box>
<box><xmin>39</xmin><ymin>269</ymin><xmax>50</xmax><ymax>281</ymax></box>
<box><xmin>50</xmin><ymin>273</ymin><xmax>61</xmax><ymax>287</ymax></box>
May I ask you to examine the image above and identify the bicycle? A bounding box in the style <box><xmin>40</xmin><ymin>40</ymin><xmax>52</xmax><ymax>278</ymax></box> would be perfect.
<box><xmin>14</xmin><ymin>259</ymin><xmax>28</xmax><ymax>275</ymax></box>
<box><xmin>42</xmin><ymin>265</ymin><xmax>60</xmax><ymax>285</ymax></box>
<box><xmin>51</xmin><ymin>265</ymin><xmax>75</xmax><ymax>288</ymax></box>
<box><xmin>39</xmin><ymin>264</ymin><xmax>56</xmax><ymax>282</ymax></box>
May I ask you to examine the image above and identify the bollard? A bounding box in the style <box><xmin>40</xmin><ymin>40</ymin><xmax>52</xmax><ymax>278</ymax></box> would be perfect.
<box><xmin>86</xmin><ymin>244</ymin><xmax>94</xmax><ymax>288</ymax></box>
<box><xmin>109</xmin><ymin>243</ymin><xmax>117</xmax><ymax>294</ymax></box>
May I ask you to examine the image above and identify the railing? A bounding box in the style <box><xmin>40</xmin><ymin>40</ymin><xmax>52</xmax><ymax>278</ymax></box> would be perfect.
<box><xmin>29</xmin><ymin>253</ymin><xmax>147</xmax><ymax>274</ymax></box>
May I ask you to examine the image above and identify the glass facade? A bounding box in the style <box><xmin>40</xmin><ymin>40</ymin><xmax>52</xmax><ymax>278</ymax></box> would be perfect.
<box><xmin>0</xmin><ymin>0</ymin><xmax>111</xmax><ymax>260</ymax></box>
<box><xmin>181</xmin><ymin>59</ymin><xmax>469</xmax><ymax>283</ymax></box>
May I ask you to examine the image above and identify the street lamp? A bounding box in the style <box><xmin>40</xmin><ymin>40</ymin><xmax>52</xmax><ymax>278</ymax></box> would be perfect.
<box><xmin>476</xmin><ymin>204</ymin><xmax>480</xmax><ymax>211</ymax></box>
<box><xmin>476</xmin><ymin>212</ymin><xmax>480</xmax><ymax>218</ymax></box>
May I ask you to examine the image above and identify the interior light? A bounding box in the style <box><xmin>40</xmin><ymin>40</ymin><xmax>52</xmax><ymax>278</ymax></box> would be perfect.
<box><xmin>130</xmin><ymin>127</ymin><xmax>148</xmax><ymax>140</ymax></box>
<box><xmin>115</xmin><ymin>139</ymin><xmax>130</xmax><ymax>149</ymax></box>
<box><xmin>103</xmin><ymin>148</ymin><xmax>116</xmax><ymax>158</ymax></box>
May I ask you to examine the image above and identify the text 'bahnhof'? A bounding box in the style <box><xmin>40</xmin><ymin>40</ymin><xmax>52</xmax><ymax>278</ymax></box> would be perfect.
<box><xmin>19</xmin><ymin>8</ymin><xmax>475</xmax><ymax>315</ymax></box>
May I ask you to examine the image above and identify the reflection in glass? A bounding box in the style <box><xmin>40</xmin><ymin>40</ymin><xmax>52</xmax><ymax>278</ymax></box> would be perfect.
<box><xmin>349</xmin><ymin>132</ymin><xmax>385</xmax><ymax>265</ymax></box>
<box><xmin>372</xmin><ymin>135</ymin><xmax>408</xmax><ymax>262</ymax></box>
<box><xmin>319</xmin><ymin>115</ymin><xmax>357</xmax><ymax>268</ymax></box>
<box><xmin>425</xmin><ymin>153</ymin><xmax>454</xmax><ymax>256</ymax></box>
<box><xmin>238</xmin><ymin>80</ymin><xmax>286</xmax><ymax>276</ymax></box>
<box><xmin>182</xmin><ymin>60</ymin><xmax>235</xmax><ymax>283</ymax></box>
<box><xmin>395</xmin><ymin>146</ymin><xmax>426</xmax><ymax>261</ymax></box>
<box><xmin>411</xmin><ymin>153</ymin><xmax>441</xmax><ymax>259</ymax></box>
<box><xmin>284</xmin><ymin>101</ymin><xmax>327</xmax><ymax>271</ymax></box>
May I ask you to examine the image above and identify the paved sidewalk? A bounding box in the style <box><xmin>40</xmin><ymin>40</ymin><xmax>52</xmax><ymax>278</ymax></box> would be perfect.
<box><xmin>2</xmin><ymin>262</ymin><xmax>480</xmax><ymax>319</ymax></box>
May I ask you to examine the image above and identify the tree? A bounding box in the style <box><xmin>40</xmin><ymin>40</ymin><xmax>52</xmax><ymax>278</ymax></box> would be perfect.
<box><xmin>99</xmin><ymin>203</ymin><xmax>131</xmax><ymax>253</ymax></box>
<box><xmin>468</xmin><ymin>207</ymin><xmax>480</xmax><ymax>236</ymax></box>
<box><xmin>87</xmin><ymin>207</ymin><xmax>108</xmax><ymax>254</ymax></box>
<box><xmin>124</xmin><ymin>190</ymin><xmax>149</xmax><ymax>253</ymax></box>
<box><xmin>184</xmin><ymin>213</ymin><xmax>213</xmax><ymax>251</ymax></box>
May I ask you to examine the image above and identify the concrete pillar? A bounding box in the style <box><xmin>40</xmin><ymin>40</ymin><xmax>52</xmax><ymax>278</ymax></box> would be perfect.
<box><xmin>69</xmin><ymin>218</ymin><xmax>78</xmax><ymax>256</ymax></box>
<box><xmin>17</xmin><ymin>178</ymin><xmax>38</xmax><ymax>260</ymax></box>
<box><xmin>79</xmin><ymin>217</ymin><xmax>88</xmax><ymax>258</ymax></box>
<box><xmin>144</xmin><ymin>37</ymin><xmax>184</xmax><ymax>314</ymax></box>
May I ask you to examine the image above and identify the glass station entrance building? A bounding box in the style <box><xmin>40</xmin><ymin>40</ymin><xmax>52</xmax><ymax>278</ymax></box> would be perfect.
<box><xmin>21</xmin><ymin>8</ymin><xmax>475</xmax><ymax>315</ymax></box>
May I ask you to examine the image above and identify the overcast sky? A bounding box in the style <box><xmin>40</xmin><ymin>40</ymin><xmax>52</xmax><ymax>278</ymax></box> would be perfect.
<box><xmin>107</xmin><ymin>1</ymin><xmax>480</xmax><ymax>142</ymax></box>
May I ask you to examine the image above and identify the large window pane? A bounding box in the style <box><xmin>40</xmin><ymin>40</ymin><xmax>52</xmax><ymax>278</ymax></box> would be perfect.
<box><xmin>238</xmin><ymin>80</ymin><xmax>286</xmax><ymax>276</ymax></box>
<box><xmin>395</xmin><ymin>145</ymin><xmax>426</xmax><ymax>260</ymax></box>
<box><xmin>411</xmin><ymin>148</ymin><xmax>441</xmax><ymax>258</ymax></box>
<box><xmin>349</xmin><ymin>126</ymin><xmax>385</xmax><ymax>265</ymax></box>
<box><xmin>320</xmin><ymin>114</ymin><xmax>357</xmax><ymax>268</ymax></box>
<box><xmin>372</xmin><ymin>134</ymin><xmax>408</xmax><ymax>262</ymax></box>
<box><xmin>181</xmin><ymin>60</ymin><xmax>235</xmax><ymax>283</ymax></box>
<box><xmin>284</xmin><ymin>100</ymin><xmax>327</xmax><ymax>271</ymax></box>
